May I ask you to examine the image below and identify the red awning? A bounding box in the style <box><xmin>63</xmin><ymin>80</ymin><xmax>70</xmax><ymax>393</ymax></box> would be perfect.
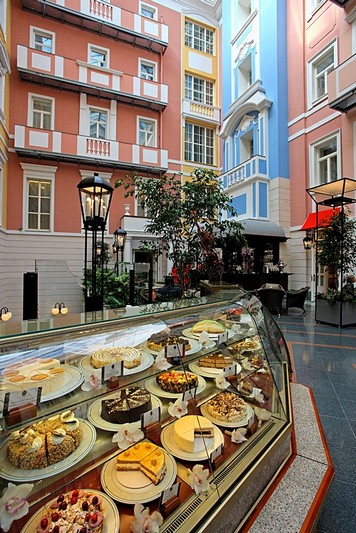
<box><xmin>301</xmin><ymin>208</ymin><xmax>340</xmax><ymax>230</ymax></box>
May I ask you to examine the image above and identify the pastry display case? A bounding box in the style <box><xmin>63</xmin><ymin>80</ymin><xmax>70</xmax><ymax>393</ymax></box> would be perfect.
<box><xmin>0</xmin><ymin>290</ymin><xmax>292</xmax><ymax>533</ymax></box>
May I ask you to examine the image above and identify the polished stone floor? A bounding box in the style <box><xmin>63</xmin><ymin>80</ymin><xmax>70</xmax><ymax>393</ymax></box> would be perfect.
<box><xmin>276</xmin><ymin>305</ymin><xmax>356</xmax><ymax>533</ymax></box>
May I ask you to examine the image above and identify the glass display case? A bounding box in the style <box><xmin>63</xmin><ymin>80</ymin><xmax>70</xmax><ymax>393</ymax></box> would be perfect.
<box><xmin>0</xmin><ymin>290</ymin><xmax>292</xmax><ymax>533</ymax></box>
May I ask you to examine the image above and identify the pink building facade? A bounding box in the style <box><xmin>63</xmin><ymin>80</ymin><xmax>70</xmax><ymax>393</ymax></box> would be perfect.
<box><xmin>287</xmin><ymin>0</ymin><xmax>356</xmax><ymax>296</ymax></box>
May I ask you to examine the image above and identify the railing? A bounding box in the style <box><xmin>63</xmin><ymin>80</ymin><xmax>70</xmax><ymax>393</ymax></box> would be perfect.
<box><xmin>219</xmin><ymin>155</ymin><xmax>268</xmax><ymax>189</ymax></box>
<box><xmin>182</xmin><ymin>98</ymin><xmax>220</xmax><ymax>124</ymax></box>
<box><xmin>327</xmin><ymin>53</ymin><xmax>356</xmax><ymax>112</ymax></box>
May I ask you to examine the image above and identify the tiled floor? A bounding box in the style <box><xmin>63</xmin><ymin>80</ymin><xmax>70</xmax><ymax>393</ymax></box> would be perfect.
<box><xmin>276</xmin><ymin>305</ymin><xmax>356</xmax><ymax>533</ymax></box>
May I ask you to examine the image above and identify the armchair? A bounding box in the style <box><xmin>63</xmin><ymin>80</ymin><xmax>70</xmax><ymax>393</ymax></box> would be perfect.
<box><xmin>256</xmin><ymin>287</ymin><xmax>285</xmax><ymax>317</ymax></box>
<box><xmin>286</xmin><ymin>287</ymin><xmax>310</xmax><ymax>316</ymax></box>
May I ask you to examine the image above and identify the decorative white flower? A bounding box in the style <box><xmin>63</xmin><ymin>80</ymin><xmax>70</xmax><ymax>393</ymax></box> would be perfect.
<box><xmin>130</xmin><ymin>503</ymin><xmax>163</xmax><ymax>533</ymax></box>
<box><xmin>81</xmin><ymin>373</ymin><xmax>101</xmax><ymax>391</ymax></box>
<box><xmin>215</xmin><ymin>372</ymin><xmax>230</xmax><ymax>390</ymax></box>
<box><xmin>168</xmin><ymin>398</ymin><xmax>188</xmax><ymax>419</ymax></box>
<box><xmin>231</xmin><ymin>427</ymin><xmax>248</xmax><ymax>444</ymax></box>
<box><xmin>0</xmin><ymin>482</ymin><xmax>34</xmax><ymax>532</ymax></box>
<box><xmin>254</xmin><ymin>406</ymin><xmax>272</xmax><ymax>427</ymax></box>
<box><xmin>241</xmin><ymin>358</ymin><xmax>254</xmax><ymax>371</ymax></box>
<box><xmin>246</xmin><ymin>387</ymin><xmax>265</xmax><ymax>404</ymax></box>
<box><xmin>187</xmin><ymin>464</ymin><xmax>210</xmax><ymax>495</ymax></box>
<box><xmin>154</xmin><ymin>352</ymin><xmax>172</xmax><ymax>371</ymax></box>
<box><xmin>112</xmin><ymin>425</ymin><xmax>144</xmax><ymax>449</ymax></box>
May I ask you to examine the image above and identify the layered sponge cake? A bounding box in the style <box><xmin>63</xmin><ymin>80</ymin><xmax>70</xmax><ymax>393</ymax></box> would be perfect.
<box><xmin>116</xmin><ymin>442</ymin><xmax>166</xmax><ymax>485</ymax></box>
<box><xmin>173</xmin><ymin>415</ymin><xmax>215</xmax><ymax>453</ymax></box>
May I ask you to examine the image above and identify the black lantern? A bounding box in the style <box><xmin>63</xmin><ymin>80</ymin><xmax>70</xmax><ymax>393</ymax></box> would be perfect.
<box><xmin>113</xmin><ymin>227</ymin><xmax>127</xmax><ymax>274</ymax></box>
<box><xmin>77</xmin><ymin>173</ymin><xmax>114</xmax><ymax>312</ymax></box>
<box><xmin>303</xmin><ymin>233</ymin><xmax>313</xmax><ymax>250</ymax></box>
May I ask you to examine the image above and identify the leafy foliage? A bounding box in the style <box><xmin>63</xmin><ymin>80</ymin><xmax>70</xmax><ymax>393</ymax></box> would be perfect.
<box><xmin>83</xmin><ymin>268</ymin><xmax>129</xmax><ymax>308</ymax></box>
<box><xmin>115</xmin><ymin>168</ymin><xmax>246</xmax><ymax>287</ymax></box>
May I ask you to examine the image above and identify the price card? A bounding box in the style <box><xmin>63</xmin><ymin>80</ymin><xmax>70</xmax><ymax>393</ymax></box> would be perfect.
<box><xmin>210</xmin><ymin>443</ymin><xmax>224</xmax><ymax>462</ymax></box>
<box><xmin>160</xmin><ymin>482</ymin><xmax>180</xmax><ymax>505</ymax></box>
<box><xmin>101</xmin><ymin>360</ymin><xmax>123</xmax><ymax>383</ymax></box>
<box><xmin>3</xmin><ymin>387</ymin><xmax>42</xmax><ymax>417</ymax></box>
<box><xmin>182</xmin><ymin>387</ymin><xmax>197</xmax><ymax>402</ymax></box>
<box><xmin>165</xmin><ymin>344</ymin><xmax>186</xmax><ymax>359</ymax></box>
<box><xmin>141</xmin><ymin>406</ymin><xmax>161</xmax><ymax>429</ymax></box>
<box><xmin>223</xmin><ymin>364</ymin><xmax>237</xmax><ymax>377</ymax></box>
<box><xmin>217</xmin><ymin>331</ymin><xmax>228</xmax><ymax>346</ymax></box>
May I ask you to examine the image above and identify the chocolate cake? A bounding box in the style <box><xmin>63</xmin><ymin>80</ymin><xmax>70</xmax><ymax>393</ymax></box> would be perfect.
<box><xmin>101</xmin><ymin>386</ymin><xmax>152</xmax><ymax>424</ymax></box>
<box><xmin>147</xmin><ymin>332</ymin><xmax>191</xmax><ymax>353</ymax></box>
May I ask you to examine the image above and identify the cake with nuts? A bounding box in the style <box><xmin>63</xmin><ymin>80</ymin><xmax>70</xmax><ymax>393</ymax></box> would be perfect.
<box><xmin>207</xmin><ymin>392</ymin><xmax>248</xmax><ymax>423</ymax></box>
<box><xmin>7</xmin><ymin>410</ymin><xmax>83</xmax><ymax>470</ymax></box>
<box><xmin>36</xmin><ymin>489</ymin><xmax>104</xmax><ymax>533</ymax></box>
<box><xmin>156</xmin><ymin>370</ymin><xmax>199</xmax><ymax>394</ymax></box>
<box><xmin>90</xmin><ymin>346</ymin><xmax>141</xmax><ymax>369</ymax></box>
<box><xmin>101</xmin><ymin>386</ymin><xmax>152</xmax><ymax>424</ymax></box>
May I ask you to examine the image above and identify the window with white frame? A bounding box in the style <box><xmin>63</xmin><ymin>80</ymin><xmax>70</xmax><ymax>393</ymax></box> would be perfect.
<box><xmin>89</xmin><ymin>45</ymin><xmax>108</xmax><ymax>68</ymax></box>
<box><xmin>238</xmin><ymin>53</ymin><xmax>252</xmax><ymax>94</ymax></box>
<box><xmin>138</xmin><ymin>118</ymin><xmax>155</xmax><ymax>147</ymax></box>
<box><xmin>140</xmin><ymin>3</ymin><xmax>157</xmax><ymax>19</ymax></box>
<box><xmin>31</xmin><ymin>96</ymin><xmax>53</xmax><ymax>130</ymax></box>
<box><xmin>21</xmin><ymin>164</ymin><xmax>56</xmax><ymax>232</ymax></box>
<box><xmin>309</xmin><ymin>43</ymin><xmax>336</xmax><ymax>105</ymax></box>
<box><xmin>185</xmin><ymin>123</ymin><xmax>214</xmax><ymax>165</ymax></box>
<box><xmin>185</xmin><ymin>75</ymin><xmax>214</xmax><ymax>106</ymax></box>
<box><xmin>311</xmin><ymin>135</ymin><xmax>339</xmax><ymax>186</ymax></box>
<box><xmin>31</xmin><ymin>28</ymin><xmax>54</xmax><ymax>53</ymax></box>
<box><xmin>90</xmin><ymin>109</ymin><xmax>107</xmax><ymax>139</ymax></box>
<box><xmin>139</xmin><ymin>59</ymin><xmax>156</xmax><ymax>81</ymax></box>
<box><xmin>185</xmin><ymin>21</ymin><xmax>214</xmax><ymax>55</ymax></box>
<box><xmin>237</xmin><ymin>0</ymin><xmax>252</xmax><ymax>29</ymax></box>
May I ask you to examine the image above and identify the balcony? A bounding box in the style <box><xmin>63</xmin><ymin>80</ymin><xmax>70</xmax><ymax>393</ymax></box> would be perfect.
<box><xmin>218</xmin><ymin>155</ymin><xmax>268</xmax><ymax>190</ymax></box>
<box><xmin>14</xmin><ymin>125</ymin><xmax>168</xmax><ymax>174</ymax></box>
<box><xmin>21</xmin><ymin>0</ymin><xmax>168</xmax><ymax>54</ymax></box>
<box><xmin>182</xmin><ymin>99</ymin><xmax>220</xmax><ymax>125</ymax></box>
<box><xmin>328</xmin><ymin>54</ymin><xmax>356</xmax><ymax>112</ymax></box>
<box><xmin>17</xmin><ymin>46</ymin><xmax>168</xmax><ymax>111</ymax></box>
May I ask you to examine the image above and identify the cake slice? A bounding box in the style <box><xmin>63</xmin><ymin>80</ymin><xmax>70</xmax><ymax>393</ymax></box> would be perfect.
<box><xmin>140</xmin><ymin>447</ymin><xmax>167</xmax><ymax>485</ymax></box>
<box><xmin>46</xmin><ymin>429</ymin><xmax>76</xmax><ymax>465</ymax></box>
<box><xmin>116</xmin><ymin>447</ymin><xmax>141</xmax><ymax>471</ymax></box>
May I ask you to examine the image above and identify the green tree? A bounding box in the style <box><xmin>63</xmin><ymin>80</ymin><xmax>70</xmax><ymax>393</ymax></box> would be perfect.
<box><xmin>115</xmin><ymin>168</ymin><xmax>246</xmax><ymax>289</ymax></box>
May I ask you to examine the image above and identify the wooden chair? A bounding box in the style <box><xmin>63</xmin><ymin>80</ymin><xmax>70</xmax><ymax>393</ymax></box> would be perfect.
<box><xmin>286</xmin><ymin>287</ymin><xmax>310</xmax><ymax>316</ymax></box>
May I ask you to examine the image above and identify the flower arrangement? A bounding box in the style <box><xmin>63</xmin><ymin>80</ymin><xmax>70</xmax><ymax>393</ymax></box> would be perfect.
<box><xmin>130</xmin><ymin>503</ymin><xmax>163</xmax><ymax>533</ymax></box>
<box><xmin>0</xmin><ymin>482</ymin><xmax>34</xmax><ymax>532</ymax></box>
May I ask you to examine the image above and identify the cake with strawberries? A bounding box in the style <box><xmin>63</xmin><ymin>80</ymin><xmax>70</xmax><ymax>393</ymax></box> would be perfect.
<box><xmin>36</xmin><ymin>489</ymin><xmax>104</xmax><ymax>533</ymax></box>
<box><xmin>116</xmin><ymin>442</ymin><xmax>167</xmax><ymax>485</ymax></box>
<box><xmin>7</xmin><ymin>410</ymin><xmax>83</xmax><ymax>470</ymax></box>
<box><xmin>156</xmin><ymin>370</ymin><xmax>199</xmax><ymax>393</ymax></box>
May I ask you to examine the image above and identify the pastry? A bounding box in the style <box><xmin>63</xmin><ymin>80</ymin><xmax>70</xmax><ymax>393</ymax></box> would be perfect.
<box><xmin>192</xmin><ymin>320</ymin><xmax>226</xmax><ymax>335</ymax></box>
<box><xmin>7</xmin><ymin>410</ymin><xmax>82</xmax><ymax>470</ymax></box>
<box><xmin>36</xmin><ymin>489</ymin><xmax>104</xmax><ymax>532</ymax></box>
<box><xmin>207</xmin><ymin>392</ymin><xmax>248</xmax><ymax>422</ymax></box>
<box><xmin>198</xmin><ymin>352</ymin><xmax>233</xmax><ymax>369</ymax></box>
<box><xmin>0</xmin><ymin>358</ymin><xmax>65</xmax><ymax>396</ymax></box>
<box><xmin>90</xmin><ymin>347</ymin><xmax>141</xmax><ymax>369</ymax></box>
<box><xmin>156</xmin><ymin>371</ymin><xmax>199</xmax><ymax>393</ymax></box>
<box><xmin>147</xmin><ymin>332</ymin><xmax>191</xmax><ymax>352</ymax></box>
<box><xmin>116</xmin><ymin>442</ymin><xmax>167</xmax><ymax>485</ymax></box>
<box><xmin>101</xmin><ymin>386</ymin><xmax>152</xmax><ymax>424</ymax></box>
<box><xmin>173</xmin><ymin>415</ymin><xmax>215</xmax><ymax>453</ymax></box>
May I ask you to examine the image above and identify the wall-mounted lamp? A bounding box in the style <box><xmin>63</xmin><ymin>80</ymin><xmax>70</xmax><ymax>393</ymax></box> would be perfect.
<box><xmin>51</xmin><ymin>302</ymin><xmax>68</xmax><ymax>316</ymax></box>
<box><xmin>0</xmin><ymin>307</ymin><xmax>12</xmax><ymax>321</ymax></box>
<box><xmin>303</xmin><ymin>233</ymin><xmax>314</xmax><ymax>250</ymax></box>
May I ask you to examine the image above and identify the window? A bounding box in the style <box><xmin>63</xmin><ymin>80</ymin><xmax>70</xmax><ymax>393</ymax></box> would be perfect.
<box><xmin>140</xmin><ymin>59</ymin><xmax>156</xmax><ymax>81</ymax></box>
<box><xmin>27</xmin><ymin>179</ymin><xmax>51</xmax><ymax>231</ymax></box>
<box><xmin>238</xmin><ymin>53</ymin><xmax>252</xmax><ymax>95</ymax></box>
<box><xmin>32</xmin><ymin>29</ymin><xmax>53</xmax><ymax>53</ymax></box>
<box><xmin>312</xmin><ymin>135</ymin><xmax>339</xmax><ymax>186</ymax></box>
<box><xmin>185</xmin><ymin>123</ymin><xmax>214</xmax><ymax>164</ymax></box>
<box><xmin>237</xmin><ymin>0</ymin><xmax>252</xmax><ymax>25</ymax></box>
<box><xmin>185</xmin><ymin>75</ymin><xmax>214</xmax><ymax>106</ymax></box>
<box><xmin>90</xmin><ymin>110</ymin><xmax>107</xmax><ymax>139</ymax></box>
<box><xmin>240</xmin><ymin>129</ymin><xmax>254</xmax><ymax>162</ymax></box>
<box><xmin>32</xmin><ymin>97</ymin><xmax>52</xmax><ymax>130</ymax></box>
<box><xmin>309</xmin><ymin>43</ymin><xmax>336</xmax><ymax>105</ymax></box>
<box><xmin>89</xmin><ymin>46</ymin><xmax>108</xmax><ymax>68</ymax></box>
<box><xmin>140</xmin><ymin>3</ymin><xmax>156</xmax><ymax>19</ymax></box>
<box><xmin>138</xmin><ymin>118</ymin><xmax>155</xmax><ymax>147</ymax></box>
<box><xmin>185</xmin><ymin>21</ymin><xmax>214</xmax><ymax>55</ymax></box>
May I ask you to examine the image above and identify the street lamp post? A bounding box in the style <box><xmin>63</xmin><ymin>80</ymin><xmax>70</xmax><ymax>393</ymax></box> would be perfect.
<box><xmin>77</xmin><ymin>173</ymin><xmax>114</xmax><ymax>312</ymax></box>
<box><xmin>113</xmin><ymin>228</ymin><xmax>127</xmax><ymax>275</ymax></box>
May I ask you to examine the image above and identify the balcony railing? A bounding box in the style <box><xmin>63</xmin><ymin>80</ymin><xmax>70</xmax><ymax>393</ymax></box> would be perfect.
<box><xmin>218</xmin><ymin>155</ymin><xmax>268</xmax><ymax>189</ymax></box>
<box><xmin>182</xmin><ymin>99</ymin><xmax>220</xmax><ymax>124</ymax></box>
<box><xmin>21</xmin><ymin>0</ymin><xmax>168</xmax><ymax>53</ymax></box>
<box><xmin>14</xmin><ymin>125</ymin><xmax>168</xmax><ymax>173</ymax></box>
<box><xmin>17</xmin><ymin>45</ymin><xmax>168</xmax><ymax>110</ymax></box>
<box><xmin>328</xmin><ymin>53</ymin><xmax>356</xmax><ymax>112</ymax></box>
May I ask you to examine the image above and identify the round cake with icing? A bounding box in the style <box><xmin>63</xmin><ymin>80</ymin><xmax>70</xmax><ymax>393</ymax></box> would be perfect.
<box><xmin>7</xmin><ymin>410</ymin><xmax>82</xmax><ymax>470</ymax></box>
<box><xmin>173</xmin><ymin>415</ymin><xmax>215</xmax><ymax>453</ymax></box>
<box><xmin>90</xmin><ymin>347</ymin><xmax>141</xmax><ymax>369</ymax></box>
<box><xmin>36</xmin><ymin>489</ymin><xmax>104</xmax><ymax>533</ymax></box>
<box><xmin>147</xmin><ymin>332</ymin><xmax>191</xmax><ymax>353</ymax></box>
<box><xmin>101</xmin><ymin>386</ymin><xmax>152</xmax><ymax>424</ymax></box>
<box><xmin>156</xmin><ymin>371</ymin><xmax>199</xmax><ymax>393</ymax></box>
<box><xmin>0</xmin><ymin>358</ymin><xmax>65</xmax><ymax>396</ymax></box>
<box><xmin>207</xmin><ymin>392</ymin><xmax>248</xmax><ymax>422</ymax></box>
<box><xmin>192</xmin><ymin>320</ymin><xmax>226</xmax><ymax>335</ymax></box>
